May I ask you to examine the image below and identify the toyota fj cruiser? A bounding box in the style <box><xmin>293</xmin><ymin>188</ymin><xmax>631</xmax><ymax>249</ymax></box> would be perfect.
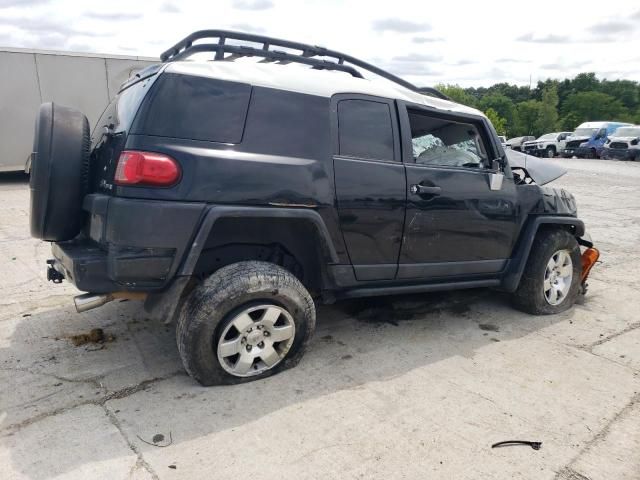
<box><xmin>30</xmin><ymin>31</ymin><xmax>599</xmax><ymax>386</ymax></box>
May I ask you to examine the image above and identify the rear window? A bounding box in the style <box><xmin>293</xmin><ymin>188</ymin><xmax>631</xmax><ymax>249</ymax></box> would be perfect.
<box><xmin>337</xmin><ymin>99</ymin><xmax>395</xmax><ymax>161</ymax></box>
<box><xmin>132</xmin><ymin>73</ymin><xmax>251</xmax><ymax>144</ymax></box>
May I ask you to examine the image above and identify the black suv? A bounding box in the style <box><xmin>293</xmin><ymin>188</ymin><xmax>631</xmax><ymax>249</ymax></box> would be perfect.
<box><xmin>29</xmin><ymin>31</ymin><xmax>599</xmax><ymax>385</ymax></box>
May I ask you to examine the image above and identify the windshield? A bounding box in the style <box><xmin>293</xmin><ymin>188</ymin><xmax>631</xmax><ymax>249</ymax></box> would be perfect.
<box><xmin>572</xmin><ymin>128</ymin><xmax>597</xmax><ymax>137</ymax></box>
<box><xmin>537</xmin><ymin>133</ymin><xmax>556</xmax><ymax>140</ymax></box>
<box><xmin>612</xmin><ymin>127</ymin><xmax>640</xmax><ymax>137</ymax></box>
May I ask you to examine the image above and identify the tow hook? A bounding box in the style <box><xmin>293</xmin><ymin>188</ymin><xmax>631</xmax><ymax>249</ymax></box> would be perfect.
<box><xmin>46</xmin><ymin>259</ymin><xmax>64</xmax><ymax>284</ymax></box>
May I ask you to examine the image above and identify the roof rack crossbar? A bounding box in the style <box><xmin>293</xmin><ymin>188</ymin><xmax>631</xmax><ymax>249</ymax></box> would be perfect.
<box><xmin>160</xmin><ymin>30</ymin><xmax>451</xmax><ymax>101</ymax></box>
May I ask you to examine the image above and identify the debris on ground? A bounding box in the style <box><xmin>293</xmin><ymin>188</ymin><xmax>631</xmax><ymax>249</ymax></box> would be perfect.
<box><xmin>479</xmin><ymin>324</ymin><xmax>500</xmax><ymax>332</ymax></box>
<box><xmin>491</xmin><ymin>440</ymin><xmax>542</xmax><ymax>450</ymax></box>
<box><xmin>137</xmin><ymin>431</ymin><xmax>173</xmax><ymax>447</ymax></box>
<box><xmin>68</xmin><ymin>328</ymin><xmax>115</xmax><ymax>346</ymax></box>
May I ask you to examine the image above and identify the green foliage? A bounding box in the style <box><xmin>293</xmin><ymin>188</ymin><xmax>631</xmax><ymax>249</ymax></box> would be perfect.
<box><xmin>446</xmin><ymin>72</ymin><xmax>640</xmax><ymax>138</ymax></box>
<box><xmin>485</xmin><ymin>108</ymin><xmax>507</xmax><ymax>135</ymax></box>
<box><xmin>478</xmin><ymin>94</ymin><xmax>516</xmax><ymax>135</ymax></box>
<box><xmin>434</xmin><ymin>84</ymin><xmax>476</xmax><ymax>107</ymax></box>
<box><xmin>536</xmin><ymin>85</ymin><xmax>559</xmax><ymax>133</ymax></box>
<box><xmin>516</xmin><ymin>100</ymin><xmax>542</xmax><ymax>136</ymax></box>
<box><xmin>561</xmin><ymin>91</ymin><xmax>627</xmax><ymax>122</ymax></box>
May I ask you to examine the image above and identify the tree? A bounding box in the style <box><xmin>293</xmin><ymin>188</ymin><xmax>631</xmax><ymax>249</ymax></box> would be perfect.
<box><xmin>434</xmin><ymin>84</ymin><xmax>476</xmax><ymax>107</ymax></box>
<box><xmin>478</xmin><ymin>94</ymin><xmax>516</xmax><ymax>135</ymax></box>
<box><xmin>515</xmin><ymin>100</ymin><xmax>542</xmax><ymax>136</ymax></box>
<box><xmin>536</xmin><ymin>85</ymin><xmax>559</xmax><ymax>134</ymax></box>
<box><xmin>569</xmin><ymin>73</ymin><xmax>600</xmax><ymax>94</ymax></box>
<box><xmin>561</xmin><ymin>91</ymin><xmax>628</xmax><ymax>122</ymax></box>
<box><xmin>485</xmin><ymin>108</ymin><xmax>507</xmax><ymax>135</ymax></box>
<box><xmin>600</xmin><ymin>79</ymin><xmax>639</xmax><ymax>111</ymax></box>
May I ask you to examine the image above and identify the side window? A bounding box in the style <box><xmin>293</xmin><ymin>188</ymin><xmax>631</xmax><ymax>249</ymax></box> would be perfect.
<box><xmin>337</xmin><ymin>99</ymin><xmax>395</xmax><ymax>161</ymax></box>
<box><xmin>409</xmin><ymin>110</ymin><xmax>489</xmax><ymax>169</ymax></box>
<box><xmin>133</xmin><ymin>73</ymin><xmax>252</xmax><ymax>144</ymax></box>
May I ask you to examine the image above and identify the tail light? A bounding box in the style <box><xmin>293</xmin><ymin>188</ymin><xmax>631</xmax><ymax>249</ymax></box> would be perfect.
<box><xmin>114</xmin><ymin>150</ymin><xmax>180</xmax><ymax>186</ymax></box>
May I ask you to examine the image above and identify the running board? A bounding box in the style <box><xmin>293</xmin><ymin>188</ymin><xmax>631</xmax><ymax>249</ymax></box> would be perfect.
<box><xmin>334</xmin><ymin>279</ymin><xmax>501</xmax><ymax>300</ymax></box>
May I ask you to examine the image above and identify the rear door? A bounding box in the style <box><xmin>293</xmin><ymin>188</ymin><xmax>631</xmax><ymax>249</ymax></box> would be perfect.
<box><xmin>397</xmin><ymin>102</ymin><xmax>519</xmax><ymax>280</ymax></box>
<box><xmin>332</xmin><ymin>94</ymin><xmax>406</xmax><ymax>281</ymax></box>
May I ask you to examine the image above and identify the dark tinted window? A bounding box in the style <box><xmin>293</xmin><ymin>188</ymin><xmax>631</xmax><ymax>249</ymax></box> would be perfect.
<box><xmin>133</xmin><ymin>73</ymin><xmax>251</xmax><ymax>143</ymax></box>
<box><xmin>242</xmin><ymin>87</ymin><xmax>330</xmax><ymax>160</ymax></box>
<box><xmin>338</xmin><ymin>99</ymin><xmax>395</xmax><ymax>161</ymax></box>
<box><xmin>91</xmin><ymin>76</ymin><xmax>154</xmax><ymax>148</ymax></box>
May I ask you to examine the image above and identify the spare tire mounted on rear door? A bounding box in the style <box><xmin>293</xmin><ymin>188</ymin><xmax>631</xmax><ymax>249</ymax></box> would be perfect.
<box><xmin>30</xmin><ymin>102</ymin><xmax>90</xmax><ymax>242</ymax></box>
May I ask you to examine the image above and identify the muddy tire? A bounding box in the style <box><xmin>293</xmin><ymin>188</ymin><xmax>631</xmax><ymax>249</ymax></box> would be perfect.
<box><xmin>176</xmin><ymin>261</ymin><xmax>315</xmax><ymax>386</ymax></box>
<box><xmin>512</xmin><ymin>228</ymin><xmax>582</xmax><ymax>315</ymax></box>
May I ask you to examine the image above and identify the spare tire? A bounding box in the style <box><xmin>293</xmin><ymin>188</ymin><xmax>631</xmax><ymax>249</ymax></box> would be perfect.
<box><xmin>30</xmin><ymin>103</ymin><xmax>90</xmax><ymax>241</ymax></box>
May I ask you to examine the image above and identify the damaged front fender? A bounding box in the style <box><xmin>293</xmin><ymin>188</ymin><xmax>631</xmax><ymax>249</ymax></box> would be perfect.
<box><xmin>506</xmin><ymin>149</ymin><xmax>567</xmax><ymax>185</ymax></box>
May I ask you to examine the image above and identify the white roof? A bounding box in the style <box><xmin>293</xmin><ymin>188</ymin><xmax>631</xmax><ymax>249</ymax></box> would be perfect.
<box><xmin>165</xmin><ymin>60</ymin><xmax>483</xmax><ymax>118</ymax></box>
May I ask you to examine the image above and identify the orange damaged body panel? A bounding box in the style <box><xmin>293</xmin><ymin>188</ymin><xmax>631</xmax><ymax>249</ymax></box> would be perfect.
<box><xmin>581</xmin><ymin>247</ymin><xmax>600</xmax><ymax>282</ymax></box>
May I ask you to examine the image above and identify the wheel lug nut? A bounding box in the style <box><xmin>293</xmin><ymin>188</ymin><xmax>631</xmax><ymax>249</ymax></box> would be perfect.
<box><xmin>258</xmin><ymin>341</ymin><xmax>264</xmax><ymax>348</ymax></box>
<box><xmin>246</xmin><ymin>345</ymin><xmax>252</xmax><ymax>352</ymax></box>
<box><xmin>263</xmin><ymin>331</ymin><xmax>270</xmax><ymax>337</ymax></box>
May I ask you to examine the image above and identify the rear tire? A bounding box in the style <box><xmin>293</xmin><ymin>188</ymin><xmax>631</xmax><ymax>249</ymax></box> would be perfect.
<box><xmin>512</xmin><ymin>228</ymin><xmax>581</xmax><ymax>315</ymax></box>
<box><xmin>176</xmin><ymin>261</ymin><xmax>316</xmax><ymax>386</ymax></box>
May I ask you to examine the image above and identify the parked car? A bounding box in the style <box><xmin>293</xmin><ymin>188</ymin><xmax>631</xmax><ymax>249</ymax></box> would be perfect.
<box><xmin>562</xmin><ymin>121</ymin><xmax>632</xmax><ymax>158</ymax></box>
<box><xmin>505</xmin><ymin>136</ymin><xmax>535</xmax><ymax>151</ymax></box>
<box><xmin>601</xmin><ymin>125</ymin><xmax>640</xmax><ymax>161</ymax></box>
<box><xmin>497</xmin><ymin>135</ymin><xmax>507</xmax><ymax>147</ymax></box>
<box><xmin>522</xmin><ymin>132</ymin><xmax>572</xmax><ymax>158</ymax></box>
<box><xmin>29</xmin><ymin>30</ymin><xmax>599</xmax><ymax>386</ymax></box>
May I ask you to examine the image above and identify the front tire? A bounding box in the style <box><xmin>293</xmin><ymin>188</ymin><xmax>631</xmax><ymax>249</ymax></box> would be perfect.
<box><xmin>176</xmin><ymin>261</ymin><xmax>316</xmax><ymax>386</ymax></box>
<box><xmin>512</xmin><ymin>229</ymin><xmax>581</xmax><ymax>315</ymax></box>
<box><xmin>545</xmin><ymin>146</ymin><xmax>555</xmax><ymax>158</ymax></box>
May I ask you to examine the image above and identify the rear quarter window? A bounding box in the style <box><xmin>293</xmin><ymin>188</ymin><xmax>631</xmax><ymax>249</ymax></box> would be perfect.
<box><xmin>91</xmin><ymin>76</ymin><xmax>153</xmax><ymax>148</ymax></box>
<box><xmin>132</xmin><ymin>73</ymin><xmax>251</xmax><ymax>144</ymax></box>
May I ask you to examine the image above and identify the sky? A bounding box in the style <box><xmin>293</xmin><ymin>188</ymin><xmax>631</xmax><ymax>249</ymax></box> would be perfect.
<box><xmin>1</xmin><ymin>0</ymin><xmax>639</xmax><ymax>88</ymax></box>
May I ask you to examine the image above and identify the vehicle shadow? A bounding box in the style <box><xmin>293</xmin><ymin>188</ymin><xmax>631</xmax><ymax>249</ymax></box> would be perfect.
<box><xmin>1</xmin><ymin>288</ymin><xmax>572</xmax><ymax>478</ymax></box>
<box><xmin>0</xmin><ymin>171</ymin><xmax>29</xmax><ymax>185</ymax></box>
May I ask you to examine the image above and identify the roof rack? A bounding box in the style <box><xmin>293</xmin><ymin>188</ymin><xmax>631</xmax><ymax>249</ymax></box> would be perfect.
<box><xmin>160</xmin><ymin>30</ymin><xmax>451</xmax><ymax>101</ymax></box>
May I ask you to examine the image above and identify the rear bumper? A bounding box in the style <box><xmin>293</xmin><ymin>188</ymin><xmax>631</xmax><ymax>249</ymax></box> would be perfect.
<box><xmin>49</xmin><ymin>194</ymin><xmax>206</xmax><ymax>293</ymax></box>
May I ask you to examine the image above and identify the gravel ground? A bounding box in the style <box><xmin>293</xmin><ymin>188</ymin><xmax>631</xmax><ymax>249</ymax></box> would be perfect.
<box><xmin>0</xmin><ymin>158</ymin><xmax>639</xmax><ymax>479</ymax></box>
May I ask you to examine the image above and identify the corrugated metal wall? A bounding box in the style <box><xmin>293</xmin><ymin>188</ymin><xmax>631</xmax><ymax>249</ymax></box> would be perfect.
<box><xmin>0</xmin><ymin>48</ymin><xmax>157</xmax><ymax>171</ymax></box>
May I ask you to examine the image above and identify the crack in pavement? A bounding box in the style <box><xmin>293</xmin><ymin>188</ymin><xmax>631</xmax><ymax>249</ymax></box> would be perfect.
<box><xmin>555</xmin><ymin>467</ymin><xmax>592</xmax><ymax>480</ymax></box>
<box><xmin>0</xmin><ymin>370</ymin><xmax>185</xmax><ymax>436</ymax></box>
<box><xmin>103</xmin><ymin>404</ymin><xmax>160</xmax><ymax>480</ymax></box>
<box><xmin>553</xmin><ymin>392</ymin><xmax>640</xmax><ymax>480</ymax></box>
<box><xmin>584</xmin><ymin>321</ymin><xmax>640</xmax><ymax>351</ymax></box>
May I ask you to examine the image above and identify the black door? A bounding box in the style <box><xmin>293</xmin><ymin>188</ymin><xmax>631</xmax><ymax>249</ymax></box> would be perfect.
<box><xmin>332</xmin><ymin>95</ymin><xmax>406</xmax><ymax>281</ymax></box>
<box><xmin>397</xmin><ymin>103</ymin><xmax>519</xmax><ymax>280</ymax></box>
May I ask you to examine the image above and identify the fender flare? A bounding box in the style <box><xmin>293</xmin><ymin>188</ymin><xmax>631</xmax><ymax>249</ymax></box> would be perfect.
<box><xmin>178</xmin><ymin>205</ymin><xmax>340</xmax><ymax>276</ymax></box>
<box><xmin>501</xmin><ymin>216</ymin><xmax>585</xmax><ymax>292</ymax></box>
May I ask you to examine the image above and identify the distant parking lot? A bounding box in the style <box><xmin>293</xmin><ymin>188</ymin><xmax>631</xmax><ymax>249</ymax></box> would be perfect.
<box><xmin>1</xmin><ymin>159</ymin><xmax>639</xmax><ymax>479</ymax></box>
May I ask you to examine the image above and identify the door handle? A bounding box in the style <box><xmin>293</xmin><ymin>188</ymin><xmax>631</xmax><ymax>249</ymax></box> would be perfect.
<box><xmin>410</xmin><ymin>184</ymin><xmax>441</xmax><ymax>196</ymax></box>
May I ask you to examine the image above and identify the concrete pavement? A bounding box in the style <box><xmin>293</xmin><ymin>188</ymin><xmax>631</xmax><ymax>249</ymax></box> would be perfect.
<box><xmin>1</xmin><ymin>159</ymin><xmax>639</xmax><ymax>479</ymax></box>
